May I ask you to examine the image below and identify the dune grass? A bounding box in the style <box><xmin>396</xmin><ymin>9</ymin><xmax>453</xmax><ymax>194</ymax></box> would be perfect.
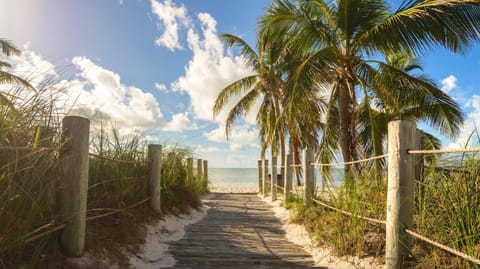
<box><xmin>0</xmin><ymin>85</ymin><xmax>209</xmax><ymax>268</ymax></box>
<box><xmin>288</xmin><ymin>158</ymin><xmax>480</xmax><ymax>268</ymax></box>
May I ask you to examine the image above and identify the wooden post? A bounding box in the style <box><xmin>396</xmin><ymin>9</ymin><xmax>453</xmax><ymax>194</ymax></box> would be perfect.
<box><xmin>263</xmin><ymin>159</ymin><xmax>269</xmax><ymax>198</ymax></box>
<box><xmin>148</xmin><ymin>144</ymin><xmax>162</xmax><ymax>213</ymax></box>
<box><xmin>284</xmin><ymin>154</ymin><xmax>293</xmax><ymax>202</ymax></box>
<box><xmin>271</xmin><ymin>157</ymin><xmax>277</xmax><ymax>201</ymax></box>
<box><xmin>415</xmin><ymin>129</ymin><xmax>424</xmax><ymax>182</ymax></box>
<box><xmin>197</xmin><ymin>159</ymin><xmax>203</xmax><ymax>182</ymax></box>
<box><xmin>203</xmin><ymin>160</ymin><xmax>208</xmax><ymax>189</ymax></box>
<box><xmin>186</xmin><ymin>158</ymin><xmax>193</xmax><ymax>185</ymax></box>
<box><xmin>303</xmin><ymin>148</ymin><xmax>314</xmax><ymax>206</ymax></box>
<box><xmin>258</xmin><ymin>160</ymin><xmax>263</xmax><ymax>194</ymax></box>
<box><xmin>59</xmin><ymin>116</ymin><xmax>89</xmax><ymax>257</ymax></box>
<box><xmin>386</xmin><ymin>120</ymin><xmax>416</xmax><ymax>269</ymax></box>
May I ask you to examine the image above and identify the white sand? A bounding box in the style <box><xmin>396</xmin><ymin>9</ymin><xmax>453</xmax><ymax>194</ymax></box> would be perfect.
<box><xmin>128</xmin><ymin>198</ymin><xmax>210</xmax><ymax>269</ymax></box>
<box><xmin>263</xmin><ymin>196</ymin><xmax>384</xmax><ymax>269</ymax></box>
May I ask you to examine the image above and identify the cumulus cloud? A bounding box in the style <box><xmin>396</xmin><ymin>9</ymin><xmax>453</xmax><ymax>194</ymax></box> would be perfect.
<box><xmin>204</xmin><ymin>125</ymin><xmax>259</xmax><ymax>151</ymax></box>
<box><xmin>195</xmin><ymin>145</ymin><xmax>220</xmax><ymax>154</ymax></box>
<box><xmin>163</xmin><ymin>112</ymin><xmax>197</xmax><ymax>131</ymax></box>
<box><xmin>171</xmin><ymin>12</ymin><xmax>254</xmax><ymax>123</ymax></box>
<box><xmin>155</xmin><ymin>82</ymin><xmax>167</xmax><ymax>91</ymax></box>
<box><xmin>151</xmin><ymin>0</ymin><xmax>189</xmax><ymax>51</ymax></box>
<box><xmin>60</xmin><ymin>56</ymin><xmax>163</xmax><ymax>129</ymax></box>
<box><xmin>8</xmin><ymin>43</ymin><xmax>58</xmax><ymax>88</ymax></box>
<box><xmin>441</xmin><ymin>75</ymin><xmax>457</xmax><ymax>93</ymax></box>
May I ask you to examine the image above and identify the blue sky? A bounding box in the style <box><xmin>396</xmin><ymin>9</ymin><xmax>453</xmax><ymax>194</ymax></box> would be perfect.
<box><xmin>1</xmin><ymin>0</ymin><xmax>480</xmax><ymax>167</ymax></box>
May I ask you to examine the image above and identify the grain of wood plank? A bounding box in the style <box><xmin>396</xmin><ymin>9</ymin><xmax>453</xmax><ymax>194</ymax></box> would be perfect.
<box><xmin>168</xmin><ymin>193</ymin><xmax>315</xmax><ymax>268</ymax></box>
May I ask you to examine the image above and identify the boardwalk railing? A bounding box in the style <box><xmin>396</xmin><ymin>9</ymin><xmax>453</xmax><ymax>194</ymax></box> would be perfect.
<box><xmin>257</xmin><ymin>120</ymin><xmax>480</xmax><ymax>269</ymax></box>
<box><xmin>1</xmin><ymin>116</ymin><xmax>209</xmax><ymax>258</ymax></box>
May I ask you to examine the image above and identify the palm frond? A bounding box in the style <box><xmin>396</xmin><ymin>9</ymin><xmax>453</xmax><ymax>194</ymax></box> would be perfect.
<box><xmin>365</xmin><ymin>0</ymin><xmax>480</xmax><ymax>55</ymax></box>
<box><xmin>213</xmin><ymin>75</ymin><xmax>258</xmax><ymax>117</ymax></box>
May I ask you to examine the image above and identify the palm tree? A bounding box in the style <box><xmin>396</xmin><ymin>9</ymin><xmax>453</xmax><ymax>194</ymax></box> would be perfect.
<box><xmin>0</xmin><ymin>39</ymin><xmax>33</xmax><ymax>89</ymax></box>
<box><xmin>259</xmin><ymin>0</ymin><xmax>479</xmax><ymax>175</ymax></box>
<box><xmin>213</xmin><ymin>33</ymin><xmax>288</xmax><ymax>179</ymax></box>
<box><xmin>0</xmin><ymin>39</ymin><xmax>34</xmax><ymax>106</ymax></box>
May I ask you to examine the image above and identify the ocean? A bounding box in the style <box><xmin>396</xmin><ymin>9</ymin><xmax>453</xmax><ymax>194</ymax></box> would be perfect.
<box><xmin>208</xmin><ymin>168</ymin><xmax>344</xmax><ymax>191</ymax></box>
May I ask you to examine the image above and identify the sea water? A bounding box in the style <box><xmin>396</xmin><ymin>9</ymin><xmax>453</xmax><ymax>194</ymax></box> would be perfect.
<box><xmin>208</xmin><ymin>168</ymin><xmax>344</xmax><ymax>191</ymax></box>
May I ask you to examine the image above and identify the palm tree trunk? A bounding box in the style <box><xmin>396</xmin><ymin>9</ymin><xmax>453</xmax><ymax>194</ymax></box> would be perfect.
<box><xmin>272</xmin><ymin>95</ymin><xmax>286</xmax><ymax>188</ymax></box>
<box><xmin>338</xmin><ymin>83</ymin><xmax>353</xmax><ymax>167</ymax></box>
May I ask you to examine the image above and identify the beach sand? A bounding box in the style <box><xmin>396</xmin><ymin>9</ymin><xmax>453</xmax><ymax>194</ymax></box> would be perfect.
<box><xmin>263</xmin><ymin>196</ymin><xmax>384</xmax><ymax>269</ymax></box>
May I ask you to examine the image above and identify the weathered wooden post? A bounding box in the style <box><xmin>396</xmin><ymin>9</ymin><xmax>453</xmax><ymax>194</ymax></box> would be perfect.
<box><xmin>284</xmin><ymin>154</ymin><xmax>293</xmax><ymax>202</ymax></box>
<box><xmin>197</xmin><ymin>159</ymin><xmax>203</xmax><ymax>182</ymax></box>
<box><xmin>415</xmin><ymin>129</ymin><xmax>424</xmax><ymax>182</ymax></box>
<box><xmin>271</xmin><ymin>157</ymin><xmax>277</xmax><ymax>201</ymax></box>
<box><xmin>263</xmin><ymin>159</ymin><xmax>269</xmax><ymax>198</ymax></box>
<box><xmin>186</xmin><ymin>158</ymin><xmax>193</xmax><ymax>185</ymax></box>
<box><xmin>257</xmin><ymin>160</ymin><xmax>263</xmax><ymax>193</ymax></box>
<box><xmin>148</xmin><ymin>144</ymin><xmax>162</xmax><ymax>213</ymax></box>
<box><xmin>303</xmin><ymin>148</ymin><xmax>314</xmax><ymax>206</ymax></box>
<box><xmin>203</xmin><ymin>160</ymin><xmax>208</xmax><ymax>189</ymax></box>
<box><xmin>59</xmin><ymin>116</ymin><xmax>89</xmax><ymax>257</ymax></box>
<box><xmin>386</xmin><ymin>120</ymin><xmax>416</xmax><ymax>269</ymax></box>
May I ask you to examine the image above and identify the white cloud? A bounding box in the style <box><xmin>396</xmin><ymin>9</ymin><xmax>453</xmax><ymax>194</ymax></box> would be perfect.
<box><xmin>204</xmin><ymin>124</ymin><xmax>259</xmax><ymax>151</ymax></box>
<box><xmin>58</xmin><ymin>56</ymin><xmax>163</xmax><ymax>130</ymax></box>
<box><xmin>195</xmin><ymin>145</ymin><xmax>220</xmax><ymax>154</ymax></box>
<box><xmin>150</xmin><ymin>0</ymin><xmax>189</xmax><ymax>51</ymax></box>
<box><xmin>163</xmin><ymin>112</ymin><xmax>197</xmax><ymax>131</ymax></box>
<box><xmin>171</xmin><ymin>12</ymin><xmax>254</xmax><ymax>123</ymax></box>
<box><xmin>8</xmin><ymin>43</ymin><xmax>58</xmax><ymax>88</ymax></box>
<box><xmin>155</xmin><ymin>82</ymin><xmax>167</xmax><ymax>91</ymax></box>
<box><xmin>441</xmin><ymin>75</ymin><xmax>457</xmax><ymax>93</ymax></box>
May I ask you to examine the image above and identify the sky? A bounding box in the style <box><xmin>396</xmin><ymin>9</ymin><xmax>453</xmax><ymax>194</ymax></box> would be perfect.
<box><xmin>1</xmin><ymin>0</ymin><xmax>480</xmax><ymax>168</ymax></box>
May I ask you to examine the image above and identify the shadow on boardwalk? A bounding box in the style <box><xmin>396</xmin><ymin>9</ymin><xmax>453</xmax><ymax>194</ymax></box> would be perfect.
<box><xmin>168</xmin><ymin>193</ymin><xmax>320</xmax><ymax>269</ymax></box>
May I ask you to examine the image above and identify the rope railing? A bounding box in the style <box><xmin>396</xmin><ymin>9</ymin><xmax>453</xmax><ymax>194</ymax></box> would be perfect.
<box><xmin>88</xmin><ymin>176</ymin><xmax>147</xmax><ymax>190</ymax></box>
<box><xmin>88</xmin><ymin>152</ymin><xmax>148</xmax><ymax>165</ymax></box>
<box><xmin>275</xmin><ymin>184</ymin><xmax>285</xmax><ymax>190</ymax></box>
<box><xmin>405</xmin><ymin>229</ymin><xmax>480</xmax><ymax>266</ymax></box>
<box><xmin>22</xmin><ymin>196</ymin><xmax>152</xmax><ymax>245</ymax></box>
<box><xmin>24</xmin><ymin>224</ymin><xmax>67</xmax><ymax>244</ymax></box>
<box><xmin>408</xmin><ymin>147</ymin><xmax>480</xmax><ymax>155</ymax></box>
<box><xmin>310</xmin><ymin>154</ymin><xmax>388</xmax><ymax>167</ymax></box>
<box><xmin>311</xmin><ymin>198</ymin><xmax>386</xmax><ymax>225</ymax></box>
<box><xmin>86</xmin><ymin>196</ymin><xmax>151</xmax><ymax>222</ymax></box>
<box><xmin>0</xmin><ymin>146</ymin><xmax>51</xmax><ymax>152</ymax></box>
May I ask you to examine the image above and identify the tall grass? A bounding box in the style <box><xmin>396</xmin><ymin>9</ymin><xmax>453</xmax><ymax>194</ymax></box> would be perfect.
<box><xmin>0</xmin><ymin>84</ymin><xmax>61</xmax><ymax>267</ymax></box>
<box><xmin>0</xmin><ymin>84</ymin><xmax>209</xmax><ymax>267</ymax></box>
<box><xmin>88</xmin><ymin>126</ymin><xmax>149</xmax><ymax>211</ymax></box>
<box><xmin>290</xmin><ymin>167</ymin><xmax>386</xmax><ymax>259</ymax></box>
<box><xmin>289</xmin><ymin>155</ymin><xmax>480</xmax><ymax>268</ymax></box>
<box><xmin>412</xmin><ymin>156</ymin><xmax>480</xmax><ymax>268</ymax></box>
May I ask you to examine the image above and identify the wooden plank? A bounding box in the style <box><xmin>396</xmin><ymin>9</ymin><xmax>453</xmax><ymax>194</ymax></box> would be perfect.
<box><xmin>167</xmin><ymin>193</ymin><xmax>314</xmax><ymax>268</ymax></box>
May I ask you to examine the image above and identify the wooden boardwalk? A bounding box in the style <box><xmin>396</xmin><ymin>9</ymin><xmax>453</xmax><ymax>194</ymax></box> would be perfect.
<box><xmin>168</xmin><ymin>193</ymin><xmax>315</xmax><ymax>268</ymax></box>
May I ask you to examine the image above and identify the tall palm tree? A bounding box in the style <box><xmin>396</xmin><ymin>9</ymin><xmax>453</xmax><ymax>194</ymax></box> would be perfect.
<box><xmin>259</xmin><ymin>0</ymin><xmax>479</xmax><ymax>175</ymax></box>
<box><xmin>213</xmin><ymin>33</ymin><xmax>288</xmax><ymax>176</ymax></box>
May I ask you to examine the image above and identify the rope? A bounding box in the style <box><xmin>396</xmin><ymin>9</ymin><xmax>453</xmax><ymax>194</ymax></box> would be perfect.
<box><xmin>89</xmin><ymin>153</ymin><xmax>147</xmax><ymax>165</ymax></box>
<box><xmin>311</xmin><ymin>198</ymin><xmax>386</xmax><ymax>225</ymax></box>
<box><xmin>310</xmin><ymin>154</ymin><xmax>388</xmax><ymax>167</ymax></box>
<box><xmin>289</xmin><ymin>164</ymin><xmax>302</xmax><ymax>167</ymax></box>
<box><xmin>24</xmin><ymin>224</ymin><xmax>67</xmax><ymax>244</ymax></box>
<box><xmin>88</xmin><ymin>176</ymin><xmax>146</xmax><ymax>190</ymax></box>
<box><xmin>405</xmin><ymin>229</ymin><xmax>480</xmax><ymax>265</ymax></box>
<box><xmin>276</xmin><ymin>185</ymin><xmax>285</xmax><ymax>190</ymax></box>
<box><xmin>408</xmin><ymin>147</ymin><xmax>480</xmax><ymax>155</ymax></box>
<box><xmin>0</xmin><ymin>146</ymin><xmax>50</xmax><ymax>151</ymax></box>
<box><xmin>86</xmin><ymin>196</ymin><xmax>151</xmax><ymax>221</ymax></box>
